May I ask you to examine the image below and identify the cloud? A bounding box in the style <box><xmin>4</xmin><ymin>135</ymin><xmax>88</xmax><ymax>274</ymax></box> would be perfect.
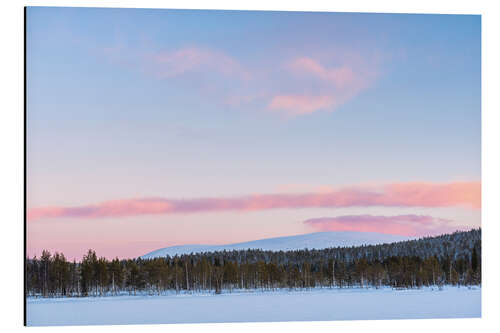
<box><xmin>288</xmin><ymin>57</ymin><xmax>359</xmax><ymax>88</ymax></box>
<box><xmin>303</xmin><ymin>214</ymin><xmax>461</xmax><ymax>237</ymax></box>
<box><xmin>28</xmin><ymin>181</ymin><xmax>480</xmax><ymax>221</ymax></box>
<box><xmin>266</xmin><ymin>56</ymin><xmax>375</xmax><ymax>115</ymax></box>
<box><xmin>147</xmin><ymin>47</ymin><xmax>250</xmax><ymax>80</ymax></box>
<box><xmin>379</xmin><ymin>182</ymin><xmax>481</xmax><ymax>209</ymax></box>
<box><xmin>102</xmin><ymin>42</ymin><xmax>378</xmax><ymax>117</ymax></box>
<box><xmin>267</xmin><ymin>95</ymin><xmax>338</xmax><ymax>115</ymax></box>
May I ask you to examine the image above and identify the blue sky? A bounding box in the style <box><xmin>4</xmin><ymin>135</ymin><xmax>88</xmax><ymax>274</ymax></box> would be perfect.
<box><xmin>26</xmin><ymin>7</ymin><xmax>480</xmax><ymax>259</ymax></box>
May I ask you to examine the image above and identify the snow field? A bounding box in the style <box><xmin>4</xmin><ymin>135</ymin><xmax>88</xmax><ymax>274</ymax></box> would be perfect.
<box><xmin>27</xmin><ymin>286</ymin><xmax>481</xmax><ymax>326</ymax></box>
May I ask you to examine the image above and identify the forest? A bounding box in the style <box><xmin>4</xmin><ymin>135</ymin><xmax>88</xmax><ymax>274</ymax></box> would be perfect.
<box><xmin>26</xmin><ymin>229</ymin><xmax>481</xmax><ymax>297</ymax></box>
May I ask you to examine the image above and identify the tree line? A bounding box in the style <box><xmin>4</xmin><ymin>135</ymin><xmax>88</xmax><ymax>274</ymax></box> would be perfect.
<box><xmin>26</xmin><ymin>229</ymin><xmax>481</xmax><ymax>297</ymax></box>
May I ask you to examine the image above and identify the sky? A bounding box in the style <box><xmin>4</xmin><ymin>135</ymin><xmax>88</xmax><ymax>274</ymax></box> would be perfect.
<box><xmin>26</xmin><ymin>7</ymin><xmax>481</xmax><ymax>260</ymax></box>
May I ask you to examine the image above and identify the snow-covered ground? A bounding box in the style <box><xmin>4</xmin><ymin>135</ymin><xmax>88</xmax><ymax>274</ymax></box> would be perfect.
<box><xmin>27</xmin><ymin>286</ymin><xmax>480</xmax><ymax>326</ymax></box>
<box><xmin>141</xmin><ymin>231</ymin><xmax>413</xmax><ymax>258</ymax></box>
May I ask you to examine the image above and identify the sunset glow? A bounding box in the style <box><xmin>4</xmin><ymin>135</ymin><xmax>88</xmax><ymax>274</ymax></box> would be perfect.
<box><xmin>26</xmin><ymin>8</ymin><xmax>480</xmax><ymax>260</ymax></box>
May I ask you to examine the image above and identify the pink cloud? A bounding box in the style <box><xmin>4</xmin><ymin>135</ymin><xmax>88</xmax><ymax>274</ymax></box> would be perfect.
<box><xmin>28</xmin><ymin>181</ymin><xmax>480</xmax><ymax>221</ymax></box>
<box><xmin>288</xmin><ymin>57</ymin><xmax>358</xmax><ymax>88</ymax></box>
<box><xmin>380</xmin><ymin>182</ymin><xmax>481</xmax><ymax>209</ymax></box>
<box><xmin>267</xmin><ymin>95</ymin><xmax>337</xmax><ymax>115</ymax></box>
<box><xmin>304</xmin><ymin>214</ymin><xmax>462</xmax><ymax>237</ymax></box>
<box><xmin>103</xmin><ymin>43</ymin><xmax>378</xmax><ymax>116</ymax></box>
<box><xmin>150</xmin><ymin>47</ymin><xmax>249</xmax><ymax>79</ymax></box>
<box><xmin>266</xmin><ymin>56</ymin><xmax>375</xmax><ymax>115</ymax></box>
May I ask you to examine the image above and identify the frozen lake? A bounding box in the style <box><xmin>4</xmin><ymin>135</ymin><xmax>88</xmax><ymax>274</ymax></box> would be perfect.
<box><xmin>26</xmin><ymin>286</ymin><xmax>481</xmax><ymax>326</ymax></box>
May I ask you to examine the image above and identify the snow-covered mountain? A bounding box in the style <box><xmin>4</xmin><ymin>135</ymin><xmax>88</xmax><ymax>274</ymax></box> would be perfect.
<box><xmin>140</xmin><ymin>231</ymin><xmax>413</xmax><ymax>259</ymax></box>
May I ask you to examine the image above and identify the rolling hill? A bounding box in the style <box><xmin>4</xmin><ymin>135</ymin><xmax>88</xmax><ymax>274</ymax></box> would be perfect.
<box><xmin>140</xmin><ymin>231</ymin><xmax>413</xmax><ymax>259</ymax></box>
